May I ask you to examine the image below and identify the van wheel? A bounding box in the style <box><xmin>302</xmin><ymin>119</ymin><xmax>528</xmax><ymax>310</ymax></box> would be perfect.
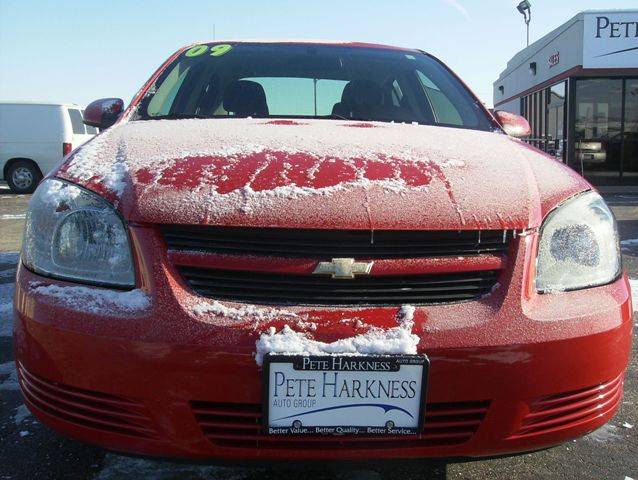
<box><xmin>7</xmin><ymin>161</ymin><xmax>42</xmax><ymax>194</ymax></box>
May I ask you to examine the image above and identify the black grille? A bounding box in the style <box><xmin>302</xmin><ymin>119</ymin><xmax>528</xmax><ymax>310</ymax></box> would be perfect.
<box><xmin>178</xmin><ymin>266</ymin><xmax>500</xmax><ymax>306</ymax></box>
<box><xmin>191</xmin><ymin>400</ymin><xmax>490</xmax><ymax>449</ymax></box>
<box><xmin>162</xmin><ymin>225</ymin><xmax>512</xmax><ymax>259</ymax></box>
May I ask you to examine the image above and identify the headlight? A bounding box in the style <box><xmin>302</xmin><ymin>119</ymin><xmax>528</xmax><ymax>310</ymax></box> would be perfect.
<box><xmin>22</xmin><ymin>179</ymin><xmax>135</xmax><ymax>288</ymax></box>
<box><xmin>536</xmin><ymin>191</ymin><xmax>620</xmax><ymax>292</ymax></box>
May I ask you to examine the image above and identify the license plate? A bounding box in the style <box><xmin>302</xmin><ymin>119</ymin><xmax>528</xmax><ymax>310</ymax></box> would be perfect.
<box><xmin>263</xmin><ymin>355</ymin><xmax>428</xmax><ymax>435</ymax></box>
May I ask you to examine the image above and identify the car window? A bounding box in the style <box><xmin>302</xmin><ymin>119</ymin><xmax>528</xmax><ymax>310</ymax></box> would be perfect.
<box><xmin>133</xmin><ymin>43</ymin><xmax>493</xmax><ymax>131</ymax></box>
<box><xmin>390</xmin><ymin>80</ymin><xmax>403</xmax><ymax>107</ymax></box>
<box><xmin>416</xmin><ymin>71</ymin><xmax>463</xmax><ymax>126</ymax></box>
<box><xmin>81</xmin><ymin>110</ymin><xmax>98</xmax><ymax>134</ymax></box>
<box><xmin>68</xmin><ymin>109</ymin><xmax>86</xmax><ymax>134</ymax></box>
<box><xmin>242</xmin><ymin>77</ymin><xmax>348</xmax><ymax>116</ymax></box>
<box><xmin>148</xmin><ymin>63</ymin><xmax>192</xmax><ymax>116</ymax></box>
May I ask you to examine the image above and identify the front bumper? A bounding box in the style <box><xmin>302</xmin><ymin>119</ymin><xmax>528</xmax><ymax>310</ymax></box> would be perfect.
<box><xmin>12</xmin><ymin>227</ymin><xmax>633</xmax><ymax>461</ymax></box>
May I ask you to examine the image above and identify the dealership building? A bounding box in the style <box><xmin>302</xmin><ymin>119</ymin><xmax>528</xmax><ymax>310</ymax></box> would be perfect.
<box><xmin>493</xmin><ymin>9</ymin><xmax>638</xmax><ymax>186</ymax></box>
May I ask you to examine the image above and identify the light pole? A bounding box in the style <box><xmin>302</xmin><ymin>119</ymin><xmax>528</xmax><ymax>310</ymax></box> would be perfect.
<box><xmin>517</xmin><ymin>1</ymin><xmax>531</xmax><ymax>46</ymax></box>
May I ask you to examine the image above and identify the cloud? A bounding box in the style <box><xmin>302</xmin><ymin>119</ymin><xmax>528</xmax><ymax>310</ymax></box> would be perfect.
<box><xmin>442</xmin><ymin>0</ymin><xmax>470</xmax><ymax>20</ymax></box>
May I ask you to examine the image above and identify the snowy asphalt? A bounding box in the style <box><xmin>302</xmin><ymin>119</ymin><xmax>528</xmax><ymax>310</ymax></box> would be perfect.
<box><xmin>0</xmin><ymin>182</ymin><xmax>636</xmax><ymax>480</ymax></box>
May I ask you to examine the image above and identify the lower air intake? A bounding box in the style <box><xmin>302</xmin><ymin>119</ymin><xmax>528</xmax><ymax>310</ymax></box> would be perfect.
<box><xmin>17</xmin><ymin>363</ymin><xmax>158</xmax><ymax>439</ymax></box>
<box><xmin>191</xmin><ymin>400</ymin><xmax>490</xmax><ymax>449</ymax></box>
<box><xmin>510</xmin><ymin>374</ymin><xmax>623</xmax><ymax>438</ymax></box>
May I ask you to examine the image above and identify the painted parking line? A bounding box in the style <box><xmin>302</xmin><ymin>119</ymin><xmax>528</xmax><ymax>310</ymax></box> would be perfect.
<box><xmin>0</xmin><ymin>214</ymin><xmax>26</xmax><ymax>220</ymax></box>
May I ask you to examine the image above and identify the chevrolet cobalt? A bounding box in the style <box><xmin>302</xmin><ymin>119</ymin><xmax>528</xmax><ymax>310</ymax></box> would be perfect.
<box><xmin>13</xmin><ymin>41</ymin><xmax>632</xmax><ymax>462</ymax></box>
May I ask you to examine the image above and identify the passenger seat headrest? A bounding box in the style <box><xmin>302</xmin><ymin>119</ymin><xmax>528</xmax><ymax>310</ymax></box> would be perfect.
<box><xmin>223</xmin><ymin>80</ymin><xmax>269</xmax><ymax>117</ymax></box>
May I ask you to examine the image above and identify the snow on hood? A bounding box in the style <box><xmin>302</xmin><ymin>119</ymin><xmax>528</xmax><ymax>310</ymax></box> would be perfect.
<box><xmin>57</xmin><ymin>118</ymin><xmax>589</xmax><ymax>230</ymax></box>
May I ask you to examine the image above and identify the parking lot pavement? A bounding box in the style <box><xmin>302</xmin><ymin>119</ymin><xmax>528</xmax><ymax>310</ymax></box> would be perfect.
<box><xmin>0</xmin><ymin>192</ymin><xmax>636</xmax><ymax>480</ymax></box>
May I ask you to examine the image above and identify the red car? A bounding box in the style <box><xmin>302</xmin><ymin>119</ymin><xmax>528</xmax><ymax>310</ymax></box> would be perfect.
<box><xmin>13</xmin><ymin>41</ymin><xmax>632</xmax><ymax>462</ymax></box>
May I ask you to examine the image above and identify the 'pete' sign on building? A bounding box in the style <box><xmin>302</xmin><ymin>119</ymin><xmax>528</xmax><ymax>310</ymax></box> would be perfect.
<box><xmin>583</xmin><ymin>12</ymin><xmax>638</xmax><ymax>68</ymax></box>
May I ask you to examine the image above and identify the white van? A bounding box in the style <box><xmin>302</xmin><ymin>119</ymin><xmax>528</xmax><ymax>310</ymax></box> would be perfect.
<box><xmin>0</xmin><ymin>102</ymin><xmax>97</xmax><ymax>193</ymax></box>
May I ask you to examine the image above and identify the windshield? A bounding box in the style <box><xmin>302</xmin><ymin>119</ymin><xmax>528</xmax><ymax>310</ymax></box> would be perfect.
<box><xmin>132</xmin><ymin>43</ymin><xmax>494</xmax><ymax>131</ymax></box>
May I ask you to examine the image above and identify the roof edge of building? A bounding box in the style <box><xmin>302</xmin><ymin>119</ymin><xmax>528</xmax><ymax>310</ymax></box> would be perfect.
<box><xmin>494</xmin><ymin>12</ymin><xmax>583</xmax><ymax>85</ymax></box>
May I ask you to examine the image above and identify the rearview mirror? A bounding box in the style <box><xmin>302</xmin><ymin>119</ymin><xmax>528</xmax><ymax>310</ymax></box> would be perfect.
<box><xmin>493</xmin><ymin>110</ymin><xmax>531</xmax><ymax>138</ymax></box>
<box><xmin>83</xmin><ymin>98</ymin><xmax>124</xmax><ymax>129</ymax></box>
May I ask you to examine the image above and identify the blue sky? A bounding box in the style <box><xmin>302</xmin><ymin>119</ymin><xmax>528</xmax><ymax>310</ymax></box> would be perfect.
<box><xmin>0</xmin><ymin>0</ymin><xmax>635</xmax><ymax>107</ymax></box>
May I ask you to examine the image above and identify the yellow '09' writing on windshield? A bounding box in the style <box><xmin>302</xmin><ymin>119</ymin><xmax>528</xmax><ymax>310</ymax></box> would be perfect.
<box><xmin>210</xmin><ymin>44</ymin><xmax>233</xmax><ymax>56</ymax></box>
<box><xmin>184</xmin><ymin>44</ymin><xmax>233</xmax><ymax>58</ymax></box>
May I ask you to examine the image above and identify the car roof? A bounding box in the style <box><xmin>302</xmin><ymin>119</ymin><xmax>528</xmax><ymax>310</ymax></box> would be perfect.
<box><xmin>0</xmin><ymin>101</ymin><xmax>85</xmax><ymax>108</ymax></box>
<box><xmin>182</xmin><ymin>40</ymin><xmax>421</xmax><ymax>54</ymax></box>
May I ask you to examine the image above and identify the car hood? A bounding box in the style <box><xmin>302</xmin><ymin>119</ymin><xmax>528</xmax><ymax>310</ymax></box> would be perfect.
<box><xmin>57</xmin><ymin>118</ymin><xmax>590</xmax><ymax>230</ymax></box>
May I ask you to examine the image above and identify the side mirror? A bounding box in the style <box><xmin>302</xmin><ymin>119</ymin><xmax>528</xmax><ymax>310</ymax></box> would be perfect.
<box><xmin>83</xmin><ymin>98</ymin><xmax>124</xmax><ymax>129</ymax></box>
<box><xmin>493</xmin><ymin>110</ymin><xmax>531</xmax><ymax>138</ymax></box>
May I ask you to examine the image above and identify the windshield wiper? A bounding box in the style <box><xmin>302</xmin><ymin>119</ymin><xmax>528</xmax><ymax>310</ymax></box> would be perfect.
<box><xmin>327</xmin><ymin>113</ymin><xmax>375</xmax><ymax>122</ymax></box>
<box><xmin>145</xmin><ymin>113</ymin><xmax>210</xmax><ymax>121</ymax></box>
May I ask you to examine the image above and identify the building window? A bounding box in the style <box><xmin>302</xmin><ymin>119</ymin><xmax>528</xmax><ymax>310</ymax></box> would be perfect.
<box><xmin>534</xmin><ymin>90</ymin><xmax>541</xmax><ymax>147</ymax></box>
<box><xmin>519</xmin><ymin>83</ymin><xmax>566</xmax><ymax>160</ymax></box>
<box><xmin>547</xmin><ymin>82</ymin><xmax>566</xmax><ymax>160</ymax></box>
<box><xmin>520</xmin><ymin>89</ymin><xmax>548</xmax><ymax>149</ymax></box>
<box><xmin>623</xmin><ymin>79</ymin><xmax>638</xmax><ymax>183</ymax></box>
<box><xmin>574</xmin><ymin>79</ymin><xmax>623</xmax><ymax>185</ymax></box>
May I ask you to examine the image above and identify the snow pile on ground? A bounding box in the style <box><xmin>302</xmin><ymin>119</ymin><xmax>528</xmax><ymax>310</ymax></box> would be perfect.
<box><xmin>0</xmin><ymin>361</ymin><xmax>19</xmax><ymax>391</ymax></box>
<box><xmin>0</xmin><ymin>283</ymin><xmax>15</xmax><ymax>336</ymax></box>
<box><xmin>254</xmin><ymin>305</ymin><xmax>419</xmax><ymax>366</ymax></box>
<box><xmin>0</xmin><ymin>266</ymin><xmax>18</xmax><ymax>279</ymax></box>
<box><xmin>621</xmin><ymin>238</ymin><xmax>638</xmax><ymax>252</ymax></box>
<box><xmin>0</xmin><ymin>213</ymin><xmax>26</xmax><ymax>220</ymax></box>
<box><xmin>13</xmin><ymin>404</ymin><xmax>32</xmax><ymax>425</ymax></box>
<box><xmin>0</xmin><ymin>252</ymin><xmax>18</xmax><ymax>337</ymax></box>
<box><xmin>584</xmin><ymin>423</ymin><xmax>623</xmax><ymax>443</ymax></box>
<box><xmin>192</xmin><ymin>300</ymin><xmax>299</xmax><ymax>324</ymax></box>
<box><xmin>29</xmin><ymin>282</ymin><xmax>150</xmax><ymax>314</ymax></box>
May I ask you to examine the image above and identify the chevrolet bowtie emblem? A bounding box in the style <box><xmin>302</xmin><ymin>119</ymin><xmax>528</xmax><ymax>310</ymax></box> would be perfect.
<box><xmin>312</xmin><ymin>258</ymin><xmax>374</xmax><ymax>279</ymax></box>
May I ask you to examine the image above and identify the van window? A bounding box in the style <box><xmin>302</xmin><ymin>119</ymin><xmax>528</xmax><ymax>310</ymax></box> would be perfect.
<box><xmin>81</xmin><ymin>111</ymin><xmax>98</xmax><ymax>134</ymax></box>
<box><xmin>68</xmin><ymin>109</ymin><xmax>86</xmax><ymax>134</ymax></box>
